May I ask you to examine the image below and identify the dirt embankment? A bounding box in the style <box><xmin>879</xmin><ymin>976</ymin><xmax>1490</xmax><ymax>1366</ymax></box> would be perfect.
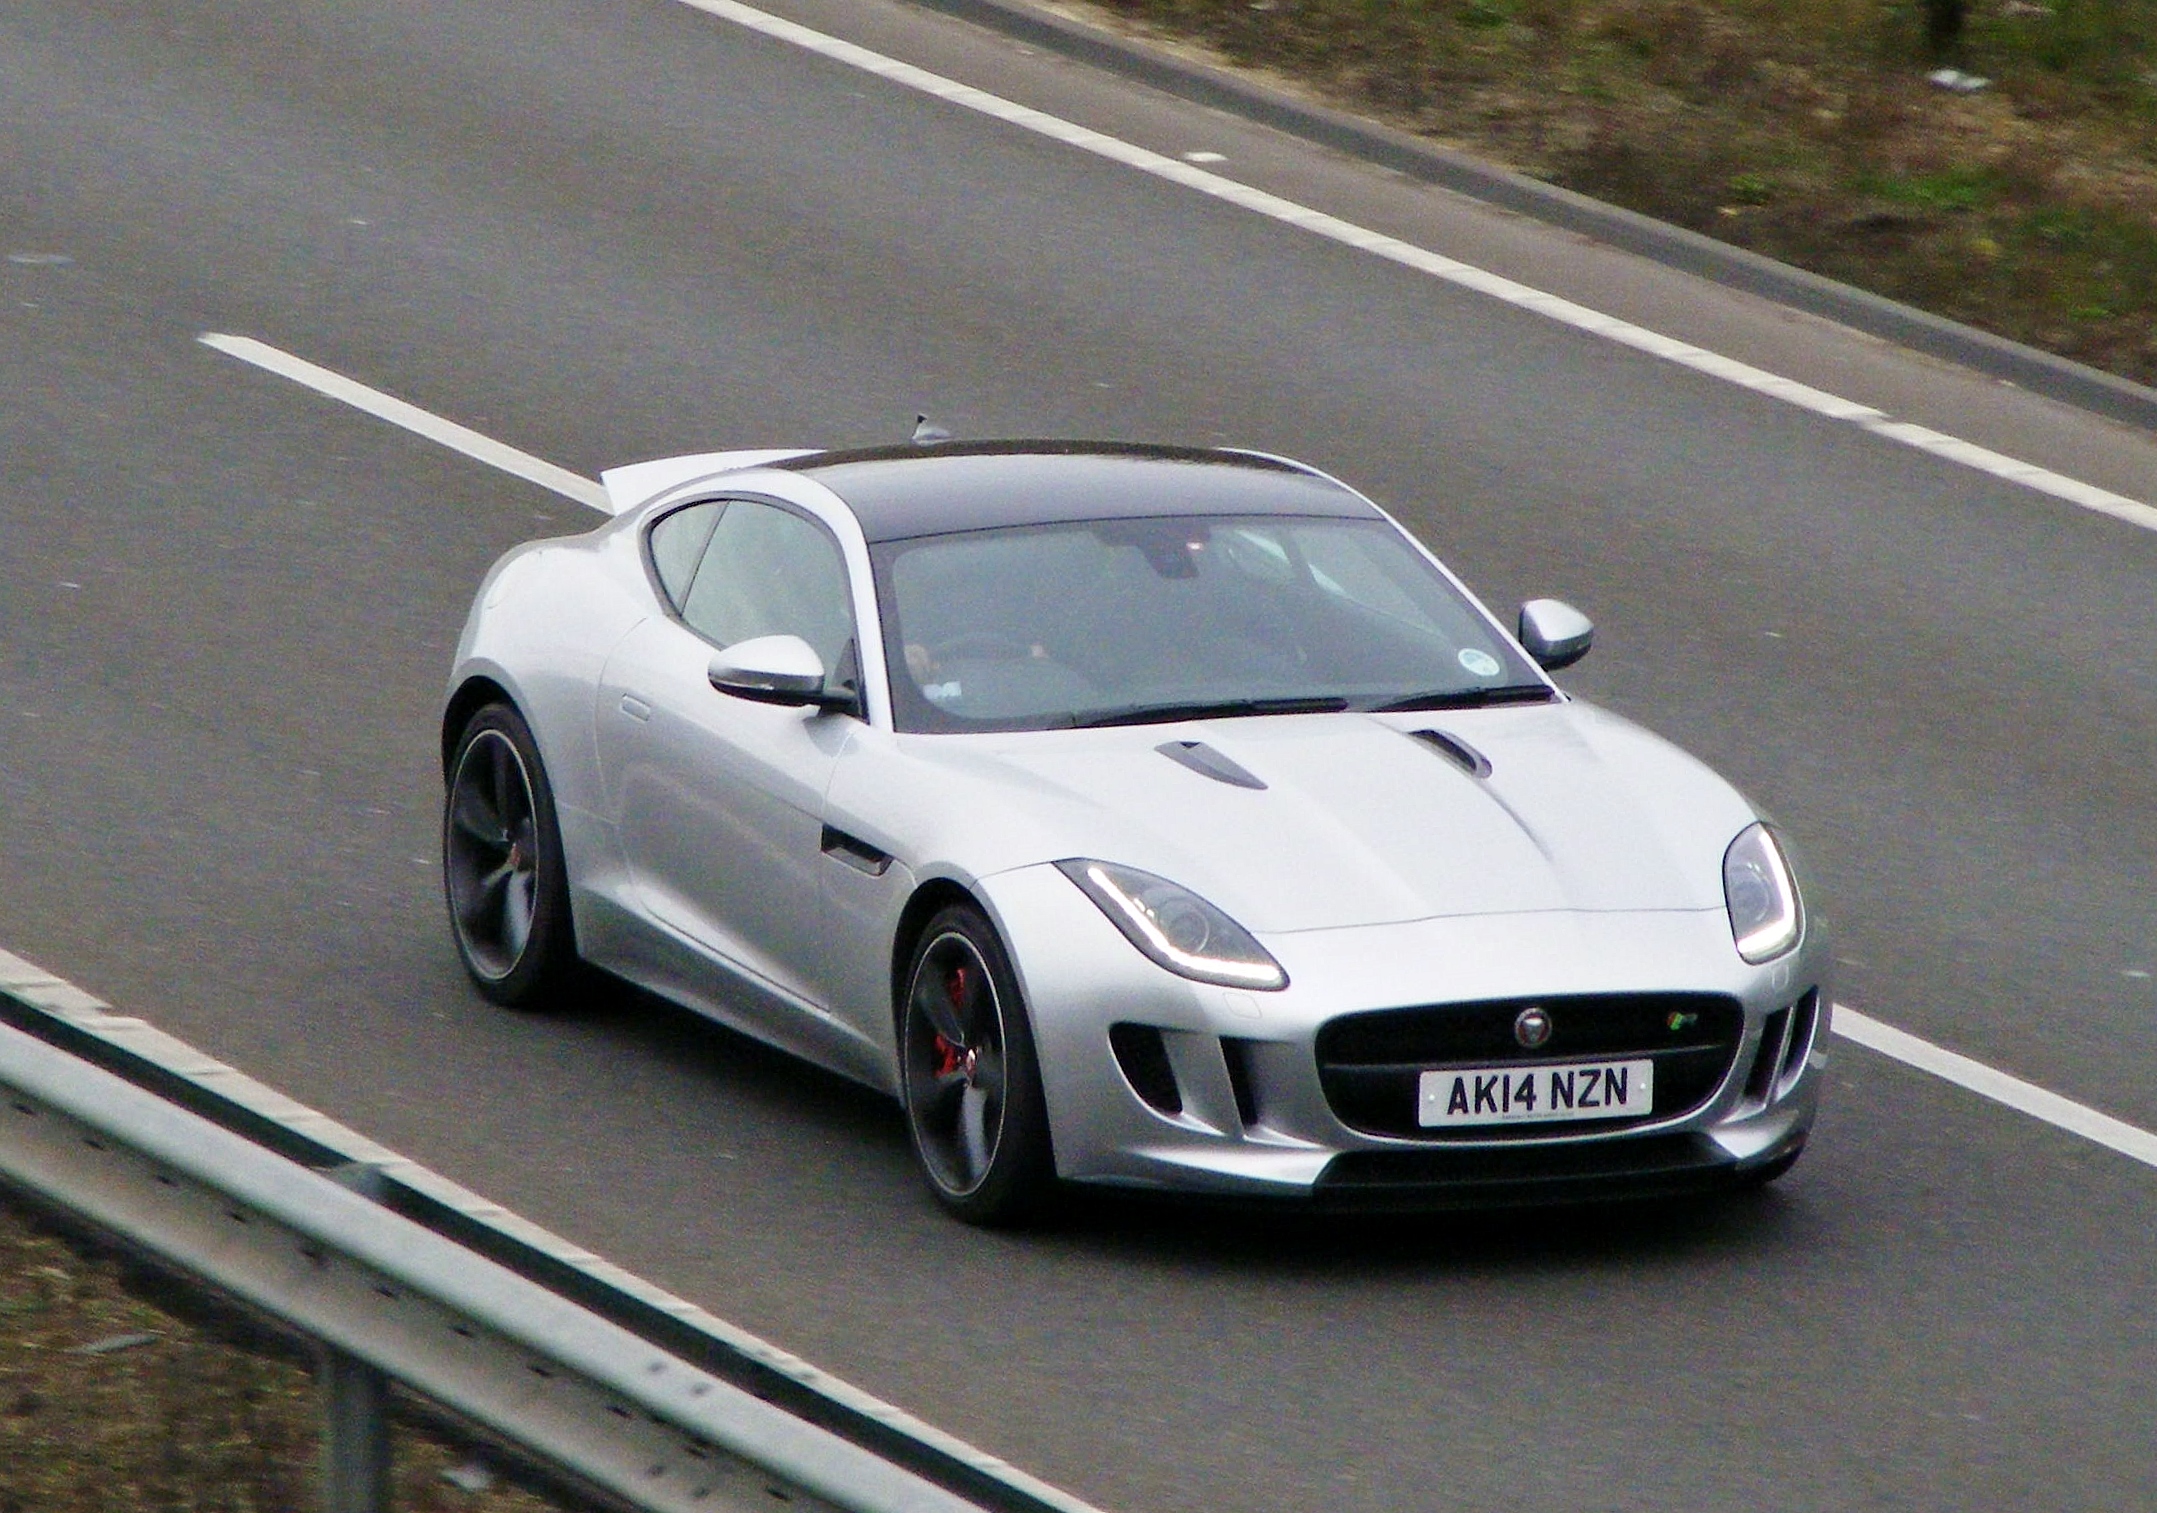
<box><xmin>1085</xmin><ymin>0</ymin><xmax>2157</xmax><ymax>387</ymax></box>
<box><xmin>1</xmin><ymin>1193</ymin><xmax>570</xmax><ymax>1513</ymax></box>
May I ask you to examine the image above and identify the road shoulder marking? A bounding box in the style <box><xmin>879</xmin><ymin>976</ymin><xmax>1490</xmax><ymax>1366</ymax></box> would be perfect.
<box><xmin>673</xmin><ymin>0</ymin><xmax>2157</xmax><ymax>538</ymax></box>
<box><xmin>199</xmin><ymin>334</ymin><xmax>610</xmax><ymax>513</ymax></box>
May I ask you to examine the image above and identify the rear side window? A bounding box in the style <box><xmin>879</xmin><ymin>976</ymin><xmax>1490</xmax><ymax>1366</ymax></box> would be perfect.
<box><xmin>678</xmin><ymin>499</ymin><xmax>855</xmax><ymax>678</ymax></box>
<box><xmin>647</xmin><ymin>502</ymin><xmax>722</xmax><ymax>610</ymax></box>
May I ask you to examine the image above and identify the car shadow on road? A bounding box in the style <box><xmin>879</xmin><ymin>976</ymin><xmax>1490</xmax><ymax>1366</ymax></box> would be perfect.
<box><xmin>1036</xmin><ymin>1179</ymin><xmax>1814</xmax><ymax>1277</ymax></box>
<box><xmin>541</xmin><ymin>967</ymin><xmax>1815</xmax><ymax>1275</ymax></box>
<box><xmin>553</xmin><ymin>964</ymin><xmax>901</xmax><ymax>1125</ymax></box>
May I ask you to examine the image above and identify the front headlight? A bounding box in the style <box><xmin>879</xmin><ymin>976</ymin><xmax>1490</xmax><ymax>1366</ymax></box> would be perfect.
<box><xmin>1724</xmin><ymin>822</ymin><xmax>1802</xmax><ymax>963</ymax></box>
<box><xmin>1055</xmin><ymin>859</ymin><xmax>1288</xmax><ymax>990</ymax></box>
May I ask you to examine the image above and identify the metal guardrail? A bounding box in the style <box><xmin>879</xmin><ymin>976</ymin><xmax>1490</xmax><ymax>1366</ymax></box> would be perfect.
<box><xmin>0</xmin><ymin>951</ymin><xmax>1101</xmax><ymax>1513</ymax></box>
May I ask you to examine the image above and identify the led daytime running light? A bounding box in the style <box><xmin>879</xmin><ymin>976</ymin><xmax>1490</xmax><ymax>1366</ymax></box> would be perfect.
<box><xmin>1058</xmin><ymin>860</ymin><xmax>1287</xmax><ymax>990</ymax></box>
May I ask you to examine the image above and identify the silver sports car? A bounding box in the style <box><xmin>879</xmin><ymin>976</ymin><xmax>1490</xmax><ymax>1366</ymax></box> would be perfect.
<box><xmin>441</xmin><ymin>441</ymin><xmax>1826</xmax><ymax>1222</ymax></box>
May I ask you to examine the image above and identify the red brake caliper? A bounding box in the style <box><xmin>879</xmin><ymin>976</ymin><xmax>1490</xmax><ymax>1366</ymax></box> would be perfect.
<box><xmin>931</xmin><ymin>963</ymin><xmax>970</xmax><ymax>1078</ymax></box>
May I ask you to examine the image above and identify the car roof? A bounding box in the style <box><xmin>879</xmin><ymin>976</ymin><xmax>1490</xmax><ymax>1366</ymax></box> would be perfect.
<box><xmin>779</xmin><ymin>441</ymin><xmax>1384</xmax><ymax>543</ymax></box>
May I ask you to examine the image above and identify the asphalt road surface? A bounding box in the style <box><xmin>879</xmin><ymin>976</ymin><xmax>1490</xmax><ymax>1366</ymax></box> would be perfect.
<box><xmin>4</xmin><ymin>0</ymin><xmax>2155</xmax><ymax>1508</ymax></box>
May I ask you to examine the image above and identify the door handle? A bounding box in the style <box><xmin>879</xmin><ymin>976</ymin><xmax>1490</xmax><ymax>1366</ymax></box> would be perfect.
<box><xmin>619</xmin><ymin>694</ymin><xmax>652</xmax><ymax>722</ymax></box>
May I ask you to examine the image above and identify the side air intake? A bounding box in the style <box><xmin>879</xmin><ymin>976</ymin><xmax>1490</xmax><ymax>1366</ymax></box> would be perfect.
<box><xmin>1775</xmin><ymin>991</ymin><xmax>1821</xmax><ymax>1097</ymax></box>
<box><xmin>1109</xmin><ymin>1023</ymin><xmax>1182</xmax><ymax>1115</ymax></box>
<box><xmin>1744</xmin><ymin>1007</ymin><xmax>1792</xmax><ymax>1107</ymax></box>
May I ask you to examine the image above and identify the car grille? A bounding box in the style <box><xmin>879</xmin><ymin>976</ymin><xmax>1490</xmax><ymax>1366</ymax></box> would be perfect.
<box><xmin>1316</xmin><ymin>993</ymin><xmax>1745</xmax><ymax>1140</ymax></box>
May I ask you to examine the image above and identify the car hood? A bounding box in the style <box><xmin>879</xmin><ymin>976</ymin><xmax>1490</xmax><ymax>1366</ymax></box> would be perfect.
<box><xmin>884</xmin><ymin>704</ymin><xmax>1757</xmax><ymax>933</ymax></box>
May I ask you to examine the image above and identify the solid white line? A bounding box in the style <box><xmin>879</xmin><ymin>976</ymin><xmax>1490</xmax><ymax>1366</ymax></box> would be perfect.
<box><xmin>199</xmin><ymin>333</ymin><xmax>612</xmax><ymax>513</ymax></box>
<box><xmin>672</xmin><ymin>0</ymin><xmax>2157</xmax><ymax>538</ymax></box>
<box><xmin>1833</xmin><ymin>1005</ymin><xmax>2157</xmax><ymax>1170</ymax></box>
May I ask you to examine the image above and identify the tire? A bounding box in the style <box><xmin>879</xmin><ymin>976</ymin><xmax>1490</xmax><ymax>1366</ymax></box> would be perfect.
<box><xmin>442</xmin><ymin>702</ymin><xmax>579</xmax><ymax>1009</ymax></box>
<box><xmin>899</xmin><ymin>904</ymin><xmax>1054</xmax><ymax>1225</ymax></box>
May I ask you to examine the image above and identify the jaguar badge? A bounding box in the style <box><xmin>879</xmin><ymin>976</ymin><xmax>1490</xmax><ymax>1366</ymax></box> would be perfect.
<box><xmin>1513</xmin><ymin>1006</ymin><xmax>1553</xmax><ymax>1049</ymax></box>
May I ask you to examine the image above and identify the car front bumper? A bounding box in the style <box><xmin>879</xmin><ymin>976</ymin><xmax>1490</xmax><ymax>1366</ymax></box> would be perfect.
<box><xmin>978</xmin><ymin>864</ymin><xmax>1830</xmax><ymax>1207</ymax></box>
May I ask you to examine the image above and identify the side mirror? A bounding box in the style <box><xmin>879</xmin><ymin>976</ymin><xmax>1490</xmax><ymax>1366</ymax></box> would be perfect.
<box><xmin>709</xmin><ymin>635</ymin><xmax>836</xmax><ymax>708</ymax></box>
<box><xmin>1517</xmin><ymin>599</ymin><xmax>1594</xmax><ymax>671</ymax></box>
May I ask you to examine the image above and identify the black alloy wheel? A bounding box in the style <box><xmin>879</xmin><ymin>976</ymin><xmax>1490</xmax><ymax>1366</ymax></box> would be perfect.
<box><xmin>900</xmin><ymin>904</ymin><xmax>1053</xmax><ymax>1224</ymax></box>
<box><xmin>442</xmin><ymin>703</ymin><xmax>577</xmax><ymax>1008</ymax></box>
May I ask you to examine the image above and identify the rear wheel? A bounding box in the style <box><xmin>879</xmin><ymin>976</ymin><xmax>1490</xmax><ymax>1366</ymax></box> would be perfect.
<box><xmin>442</xmin><ymin>703</ymin><xmax>577</xmax><ymax>1008</ymax></box>
<box><xmin>899</xmin><ymin>904</ymin><xmax>1053</xmax><ymax>1224</ymax></box>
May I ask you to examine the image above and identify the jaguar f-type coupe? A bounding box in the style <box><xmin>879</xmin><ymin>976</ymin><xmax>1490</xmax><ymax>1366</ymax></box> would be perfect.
<box><xmin>441</xmin><ymin>441</ymin><xmax>1826</xmax><ymax>1222</ymax></box>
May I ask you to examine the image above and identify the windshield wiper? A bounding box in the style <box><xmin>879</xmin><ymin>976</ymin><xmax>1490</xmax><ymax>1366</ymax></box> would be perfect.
<box><xmin>1067</xmin><ymin>695</ymin><xmax>1352</xmax><ymax>729</ymax></box>
<box><xmin>1366</xmin><ymin>684</ymin><xmax>1557</xmax><ymax>713</ymax></box>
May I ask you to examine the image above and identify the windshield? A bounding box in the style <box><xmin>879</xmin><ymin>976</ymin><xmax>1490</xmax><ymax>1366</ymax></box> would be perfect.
<box><xmin>873</xmin><ymin>514</ymin><xmax>1547</xmax><ymax>733</ymax></box>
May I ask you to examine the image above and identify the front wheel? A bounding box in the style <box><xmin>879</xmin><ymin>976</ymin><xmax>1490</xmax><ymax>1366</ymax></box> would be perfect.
<box><xmin>899</xmin><ymin>905</ymin><xmax>1054</xmax><ymax>1225</ymax></box>
<box><xmin>442</xmin><ymin>702</ymin><xmax>578</xmax><ymax>1009</ymax></box>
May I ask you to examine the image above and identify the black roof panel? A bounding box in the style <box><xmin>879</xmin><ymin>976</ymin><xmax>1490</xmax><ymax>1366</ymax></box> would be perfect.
<box><xmin>783</xmin><ymin>441</ymin><xmax>1380</xmax><ymax>542</ymax></box>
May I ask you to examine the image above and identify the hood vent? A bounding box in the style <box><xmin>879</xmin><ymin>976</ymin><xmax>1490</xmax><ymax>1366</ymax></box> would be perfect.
<box><xmin>1411</xmin><ymin>728</ymin><xmax>1492</xmax><ymax>779</ymax></box>
<box><xmin>1155</xmin><ymin>740</ymin><xmax>1266</xmax><ymax>790</ymax></box>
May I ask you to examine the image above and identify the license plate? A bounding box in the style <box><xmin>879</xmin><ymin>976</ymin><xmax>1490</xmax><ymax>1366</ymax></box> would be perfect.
<box><xmin>1418</xmin><ymin>1059</ymin><xmax>1654</xmax><ymax>1128</ymax></box>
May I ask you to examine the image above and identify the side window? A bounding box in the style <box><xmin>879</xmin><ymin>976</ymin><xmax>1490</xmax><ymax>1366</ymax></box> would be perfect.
<box><xmin>648</xmin><ymin>502</ymin><xmax>723</xmax><ymax>610</ymax></box>
<box><xmin>678</xmin><ymin>499</ymin><xmax>856</xmax><ymax>683</ymax></box>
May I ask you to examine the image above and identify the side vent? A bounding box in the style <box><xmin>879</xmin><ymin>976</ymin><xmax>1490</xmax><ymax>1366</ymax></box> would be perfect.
<box><xmin>818</xmin><ymin>825</ymin><xmax>892</xmax><ymax>876</ymax></box>
<box><xmin>1775</xmin><ymin>991</ymin><xmax>1820</xmax><ymax>1096</ymax></box>
<box><xmin>1221</xmin><ymin>1038</ymin><xmax>1262</xmax><ymax>1129</ymax></box>
<box><xmin>1410</xmin><ymin>728</ymin><xmax>1492</xmax><ymax>779</ymax></box>
<box><xmin>1744</xmin><ymin>1007</ymin><xmax>1792</xmax><ymax>1106</ymax></box>
<box><xmin>1109</xmin><ymin>1024</ymin><xmax>1183</xmax><ymax>1115</ymax></box>
<box><xmin>1155</xmin><ymin>741</ymin><xmax>1266</xmax><ymax>790</ymax></box>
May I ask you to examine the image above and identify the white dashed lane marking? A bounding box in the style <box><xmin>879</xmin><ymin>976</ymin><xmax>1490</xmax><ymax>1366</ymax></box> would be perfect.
<box><xmin>199</xmin><ymin>333</ymin><xmax>610</xmax><ymax>512</ymax></box>
<box><xmin>1834</xmin><ymin>1005</ymin><xmax>2157</xmax><ymax>1170</ymax></box>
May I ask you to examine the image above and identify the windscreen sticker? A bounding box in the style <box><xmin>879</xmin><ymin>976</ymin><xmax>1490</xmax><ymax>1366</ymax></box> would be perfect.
<box><xmin>1457</xmin><ymin>647</ymin><xmax>1502</xmax><ymax>678</ymax></box>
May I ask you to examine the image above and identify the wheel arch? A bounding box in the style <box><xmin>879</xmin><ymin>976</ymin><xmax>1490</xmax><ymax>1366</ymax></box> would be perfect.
<box><xmin>888</xmin><ymin>878</ymin><xmax>988</xmax><ymax>1034</ymax></box>
<box><xmin>442</xmin><ymin>675</ymin><xmax>515</xmax><ymax>779</ymax></box>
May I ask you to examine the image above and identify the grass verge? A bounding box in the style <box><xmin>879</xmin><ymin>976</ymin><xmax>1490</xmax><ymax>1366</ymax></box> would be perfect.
<box><xmin>1081</xmin><ymin>0</ymin><xmax>2157</xmax><ymax>386</ymax></box>
<box><xmin>0</xmin><ymin>1190</ymin><xmax>580</xmax><ymax>1512</ymax></box>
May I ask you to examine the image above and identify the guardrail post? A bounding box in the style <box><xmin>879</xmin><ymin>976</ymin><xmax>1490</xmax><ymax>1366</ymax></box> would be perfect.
<box><xmin>321</xmin><ymin>1347</ymin><xmax>393</xmax><ymax>1513</ymax></box>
